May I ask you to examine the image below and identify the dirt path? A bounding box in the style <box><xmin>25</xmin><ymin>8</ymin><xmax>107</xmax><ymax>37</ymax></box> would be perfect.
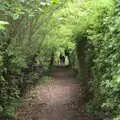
<box><xmin>15</xmin><ymin>66</ymin><xmax>95</xmax><ymax>120</ymax></box>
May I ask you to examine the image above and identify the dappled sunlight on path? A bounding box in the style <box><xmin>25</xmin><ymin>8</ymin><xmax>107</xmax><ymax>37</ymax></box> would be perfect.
<box><xmin>15</xmin><ymin>67</ymin><xmax>95</xmax><ymax>120</ymax></box>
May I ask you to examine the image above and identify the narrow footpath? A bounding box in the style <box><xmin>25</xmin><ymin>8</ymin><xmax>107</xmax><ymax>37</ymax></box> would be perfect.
<box><xmin>15</xmin><ymin>66</ymin><xmax>96</xmax><ymax>120</ymax></box>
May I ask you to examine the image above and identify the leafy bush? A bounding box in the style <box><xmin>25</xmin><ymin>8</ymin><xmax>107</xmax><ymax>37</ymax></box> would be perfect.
<box><xmin>71</xmin><ymin>0</ymin><xmax>120</xmax><ymax>119</ymax></box>
<box><xmin>0</xmin><ymin>0</ymin><xmax>61</xmax><ymax>118</ymax></box>
<box><xmin>57</xmin><ymin>0</ymin><xmax>120</xmax><ymax>119</ymax></box>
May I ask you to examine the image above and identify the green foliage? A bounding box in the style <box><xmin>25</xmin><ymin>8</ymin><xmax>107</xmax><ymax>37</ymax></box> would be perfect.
<box><xmin>67</xmin><ymin>0</ymin><xmax>119</xmax><ymax>119</ymax></box>
<box><xmin>113</xmin><ymin>115</ymin><xmax>120</xmax><ymax>120</ymax></box>
<box><xmin>51</xmin><ymin>0</ymin><xmax>119</xmax><ymax>119</ymax></box>
<box><xmin>0</xmin><ymin>0</ymin><xmax>120</xmax><ymax>119</ymax></box>
<box><xmin>0</xmin><ymin>21</ymin><xmax>9</xmax><ymax>30</ymax></box>
<box><xmin>85</xmin><ymin>1</ymin><xmax>120</xmax><ymax>119</ymax></box>
<box><xmin>0</xmin><ymin>0</ymin><xmax>62</xmax><ymax>118</ymax></box>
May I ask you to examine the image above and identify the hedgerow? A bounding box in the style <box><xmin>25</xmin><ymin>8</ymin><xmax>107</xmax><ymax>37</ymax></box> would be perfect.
<box><xmin>0</xmin><ymin>0</ymin><xmax>120</xmax><ymax>119</ymax></box>
<box><xmin>0</xmin><ymin>0</ymin><xmax>64</xmax><ymax>118</ymax></box>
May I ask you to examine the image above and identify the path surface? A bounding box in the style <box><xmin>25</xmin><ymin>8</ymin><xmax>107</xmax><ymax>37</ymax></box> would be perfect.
<box><xmin>15</xmin><ymin>66</ymin><xmax>95</xmax><ymax>120</ymax></box>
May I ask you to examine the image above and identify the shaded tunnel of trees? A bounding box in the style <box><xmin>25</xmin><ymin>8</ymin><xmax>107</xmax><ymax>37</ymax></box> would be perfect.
<box><xmin>0</xmin><ymin>0</ymin><xmax>120</xmax><ymax>120</ymax></box>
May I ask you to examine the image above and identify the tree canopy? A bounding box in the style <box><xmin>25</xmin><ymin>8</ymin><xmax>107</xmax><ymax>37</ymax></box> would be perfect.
<box><xmin>0</xmin><ymin>0</ymin><xmax>120</xmax><ymax>119</ymax></box>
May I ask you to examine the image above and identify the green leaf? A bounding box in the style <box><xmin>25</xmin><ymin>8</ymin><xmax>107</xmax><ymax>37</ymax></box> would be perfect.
<box><xmin>0</xmin><ymin>106</ymin><xmax>3</xmax><ymax>112</ymax></box>
<box><xmin>13</xmin><ymin>14</ymin><xmax>20</xmax><ymax>20</ymax></box>
<box><xmin>4</xmin><ymin>106</ymin><xmax>16</xmax><ymax>118</ymax></box>
<box><xmin>0</xmin><ymin>21</ymin><xmax>9</xmax><ymax>30</ymax></box>
<box><xmin>0</xmin><ymin>3</ymin><xmax>8</xmax><ymax>9</ymax></box>
<box><xmin>0</xmin><ymin>21</ymin><xmax>9</xmax><ymax>25</ymax></box>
